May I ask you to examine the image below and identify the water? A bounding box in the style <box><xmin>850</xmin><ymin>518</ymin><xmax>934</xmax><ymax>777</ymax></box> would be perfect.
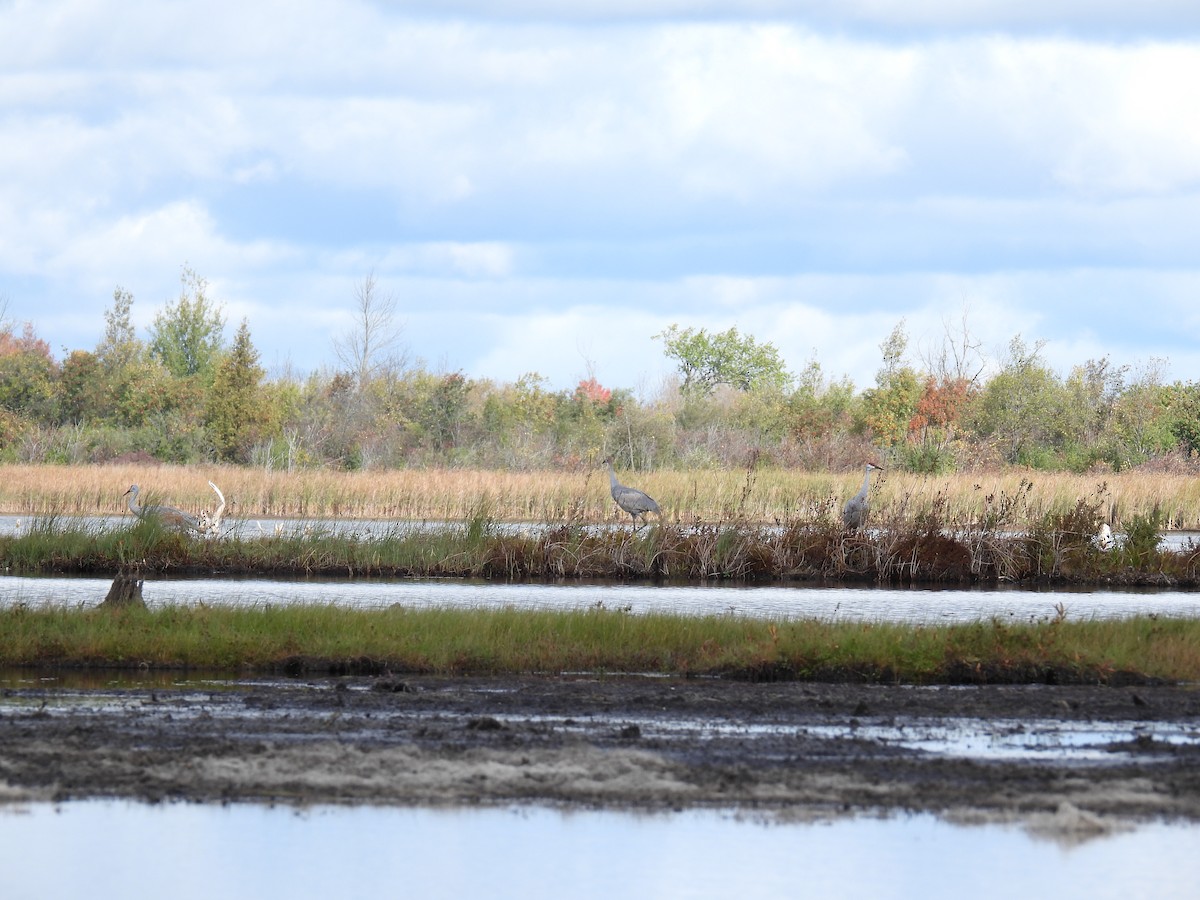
<box><xmin>4</xmin><ymin>513</ymin><xmax>1198</xmax><ymax>887</ymax></box>
<box><xmin>0</xmin><ymin>801</ymin><xmax>1195</xmax><ymax>900</ymax></box>
<box><xmin>2</xmin><ymin>511</ymin><xmax>1196</xmax><ymax>623</ymax></box>
<box><xmin>2</xmin><ymin>572</ymin><xmax>1197</xmax><ymax>623</ymax></box>
<box><xmin>3</xmin><ymin>512</ymin><xmax>1198</xmax><ymax>548</ymax></box>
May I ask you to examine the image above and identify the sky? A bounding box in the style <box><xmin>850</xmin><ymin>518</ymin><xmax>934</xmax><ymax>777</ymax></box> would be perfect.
<box><xmin>2</xmin><ymin>1</ymin><xmax>1200</xmax><ymax>397</ymax></box>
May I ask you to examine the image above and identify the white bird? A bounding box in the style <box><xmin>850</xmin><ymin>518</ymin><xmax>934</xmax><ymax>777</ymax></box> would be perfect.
<box><xmin>604</xmin><ymin>458</ymin><xmax>661</xmax><ymax>527</ymax></box>
<box><xmin>1095</xmin><ymin>522</ymin><xmax>1115</xmax><ymax>551</ymax></box>
<box><xmin>123</xmin><ymin>484</ymin><xmax>199</xmax><ymax>533</ymax></box>
<box><xmin>197</xmin><ymin>480</ymin><xmax>226</xmax><ymax>537</ymax></box>
<box><xmin>842</xmin><ymin>463</ymin><xmax>883</xmax><ymax>530</ymax></box>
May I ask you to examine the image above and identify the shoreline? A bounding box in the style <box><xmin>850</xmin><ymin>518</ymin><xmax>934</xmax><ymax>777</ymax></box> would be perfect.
<box><xmin>2</xmin><ymin>675</ymin><xmax>1198</xmax><ymax>833</ymax></box>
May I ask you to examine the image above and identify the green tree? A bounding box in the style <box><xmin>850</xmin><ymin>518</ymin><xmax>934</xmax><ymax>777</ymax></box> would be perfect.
<box><xmin>787</xmin><ymin>359</ymin><xmax>855</xmax><ymax>437</ymax></box>
<box><xmin>655</xmin><ymin>324</ymin><xmax>789</xmax><ymax>396</ymax></box>
<box><xmin>966</xmin><ymin>336</ymin><xmax>1066</xmax><ymax>466</ymax></box>
<box><xmin>96</xmin><ymin>287</ymin><xmax>143</xmax><ymax>373</ymax></box>
<box><xmin>205</xmin><ymin>319</ymin><xmax>269</xmax><ymax>462</ymax></box>
<box><xmin>560</xmin><ymin>376</ymin><xmax>621</xmax><ymax>465</ymax></box>
<box><xmin>1101</xmin><ymin>360</ymin><xmax>1173</xmax><ymax>464</ymax></box>
<box><xmin>859</xmin><ymin>321</ymin><xmax>922</xmax><ymax>448</ymax></box>
<box><xmin>1166</xmin><ymin>381</ymin><xmax>1200</xmax><ymax>456</ymax></box>
<box><xmin>148</xmin><ymin>267</ymin><xmax>226</xmax><ymax>380</ymax></box>
<box><xmin>1057</xmin><ymin>357</ymin><xmax>1127</xmax><ymax>467</ymax></box>
<box><xmin>379</xmin><ymin>368</ymin><xmax>477</xmax><ymax>459</ymax></box>
<box><xmin>0</xmin><ymin>322</ymin><xmax>59</xmax><ymax>423</ymax></box>
<box><xmin>92</xmin><ymin>286</ymin><xmax>179</xmax><ymax>429</ymax></box>
<box><xmin>59</xmin><ymin>350</ymin><xmax>106</xmax><ymax>424</ymax></box>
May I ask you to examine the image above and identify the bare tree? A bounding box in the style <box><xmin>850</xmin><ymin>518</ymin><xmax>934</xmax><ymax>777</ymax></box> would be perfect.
<box><xmin>333</xmin><ymin>272</ymin><xmax>408</xmax><ymax>389</ymax></box>
<box><xmin>920</xmin><ymin>304</ymin><xmax>987</xmax><ymax>387</ymax></box>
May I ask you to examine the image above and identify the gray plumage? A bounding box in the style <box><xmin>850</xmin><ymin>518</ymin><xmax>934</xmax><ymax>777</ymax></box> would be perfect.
<box><xmin>605</xmin><ymin>458</ymin><xmax>660</xmax><ymax>526</ymax></box>
<box><xmin>841</xmin><ymin>463</ymin><xmax>883</xmax><ymax>530</ymax></box>
<box><xmin>124</xmin><ymin>484</ymin><xmax>200</xmax><ymax>533</ymax></box>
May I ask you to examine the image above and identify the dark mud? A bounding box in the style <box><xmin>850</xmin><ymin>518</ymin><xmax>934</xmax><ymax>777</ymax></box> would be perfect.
<box><xmin>3</xmin><ymin>675</ymin><xmax>1200</xmax><ymax>833</ymax></box>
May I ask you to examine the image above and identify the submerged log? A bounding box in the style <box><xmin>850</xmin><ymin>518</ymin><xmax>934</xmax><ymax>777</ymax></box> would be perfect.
<box><xmin>100</xmin><ymin>568</ymin><xmax>145</xmax><ymax>609</ymax></box>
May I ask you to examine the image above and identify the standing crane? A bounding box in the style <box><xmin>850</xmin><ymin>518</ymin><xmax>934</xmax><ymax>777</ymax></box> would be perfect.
<box><xmin>197</xmin><ymin>481</ymin><xmax>226</xmax><ymax>537</ymax></box>
<box><xmin>842</xmin><ymin>463</ymin><xmax>883</xmax><ymax>530</ymax></box>
<box><xmin>604</xmin><ymin>458</ymin><xmax>661</xmax><ymax>528</ymax></box>
<box><xmin>123</xmin><ymin>484</ymin><xmax>200</xmax><ymax>533</ymax></box>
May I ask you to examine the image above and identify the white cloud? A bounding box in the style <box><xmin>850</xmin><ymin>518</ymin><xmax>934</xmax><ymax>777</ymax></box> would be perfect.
<box><xmin>4</xmin><ymin>2</ymin><xmax>1200</xmax><ymax>394</ymax></box>
<box><xmin>1053</xmin><ymin>44</ymin><xmax>1200</xmax><ymax>194</ymax></box>
<box><xmin>47</xmin><ymin>202</ymin><xmax>293</xmax><ymax>292</ymax></box>
<box><xmin>367</xmin><ymin>243</ymin><xmax>517</xmax><ymax>278</ymax></box>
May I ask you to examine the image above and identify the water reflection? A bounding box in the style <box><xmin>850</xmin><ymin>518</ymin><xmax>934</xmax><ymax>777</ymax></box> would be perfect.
<box><xmin>2</xmin><ymin>573</ymin><xmax>1198</xmax><ymax>623</ymax></box>
<box><xmin>1</xmin><ymin>801</ymin><xmax>1197</xmax><ymax>900</ymax></box>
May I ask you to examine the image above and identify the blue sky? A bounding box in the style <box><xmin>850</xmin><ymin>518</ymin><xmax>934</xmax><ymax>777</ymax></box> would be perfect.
<box><xmin>2</xmin><ymin>0</ymin><xmax>1199</xmax><ymax>395</ymax></box>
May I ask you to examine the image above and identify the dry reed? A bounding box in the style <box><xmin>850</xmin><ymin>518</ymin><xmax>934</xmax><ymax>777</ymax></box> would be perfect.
<box><xmin>2</xmin><ymin>463</ymin><xmax>1199</xmax><ymax>530</ymax></box>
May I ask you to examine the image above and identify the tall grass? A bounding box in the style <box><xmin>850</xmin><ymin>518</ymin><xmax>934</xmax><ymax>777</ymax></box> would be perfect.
<box><xmin>1</xmin><ymin>604</ymin><xmax>1196</xmax><ymax>683</ymax></box>
<box><xmin>1</xmin><ymin>503</ymin><xmax>1197</xmax><ymax>585</ymax></box>
<box><xmin>4</xmin><ymin>463</ymin><xmax>1200</xmax><ymax>529</ymax></box>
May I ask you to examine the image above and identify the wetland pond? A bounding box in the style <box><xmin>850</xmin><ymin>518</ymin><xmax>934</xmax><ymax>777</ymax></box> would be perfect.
<box><xmin>3</xmin><ymin>801</ymin><xmax>1200</xmax><ymax>900</ymax></box>
<box><xmin>3</xmin><ymin>515</ymin><xmax>1200</xmax><ymax>896</ymax></box>
<box><xmin>2</xmin><ymin>571</ymin><xmax>1200</xmax><ymax>624</ymax></box>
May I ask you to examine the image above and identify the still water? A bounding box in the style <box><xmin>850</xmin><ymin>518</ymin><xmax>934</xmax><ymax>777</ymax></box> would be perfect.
<box><xmin>4</xmin><ymin>515</ymin><xmax>1198</xmax><ymax>886</ymax></box>
<box><xmin>2</xmin><ymin>801</ymin><xmax>1198</xmax><ymax>900</ymax></box>
<box><xmin>2</xmin><ymin>573</ymin><xmax>1197</xmax><ymax>623</ymax></box>
<box><xmin>3</xmin><ymin>513</ymin><xmax>1199</xmax><ymax>547</ymax></box>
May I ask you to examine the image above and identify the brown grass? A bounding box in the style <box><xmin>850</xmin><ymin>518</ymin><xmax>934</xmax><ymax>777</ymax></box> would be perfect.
<box><xmin>2</xmin><ymin>463</ymin><xmax>1199</xmax><ymax>529</ymax></box>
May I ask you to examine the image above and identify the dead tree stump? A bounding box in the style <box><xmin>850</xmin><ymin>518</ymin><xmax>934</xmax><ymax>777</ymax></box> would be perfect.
<box><xmin>100</xmin><ymin>568</ymin><xmax>146</xmax><ymax>609</ymax></box>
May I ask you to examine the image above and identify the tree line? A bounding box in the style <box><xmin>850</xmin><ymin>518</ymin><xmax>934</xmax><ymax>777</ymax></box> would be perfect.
<box><xmin>2</xmin><ymin>271</ymin><xmax>1198</xmax><ymax>474</ymax></box>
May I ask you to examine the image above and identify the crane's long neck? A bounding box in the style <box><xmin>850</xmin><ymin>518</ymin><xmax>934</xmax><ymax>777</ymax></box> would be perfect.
<box><xmin>607</xmin><ymin>463</ymin><xmax>620</xmax><ymax>490</ymax></box>
<box><xmin>126</xmin><ymin>490</ymin><xmax>142</xmax><ymax>518</ymax></box>
<box><xmin>860</xmin><ymin>467</ymin><xmax>873</xmax><ymax>495</ymax></box>
<box><xmin>209</xmin><ymin>481</ymin><xmax>226</xmax><ymax>521</ymax></box>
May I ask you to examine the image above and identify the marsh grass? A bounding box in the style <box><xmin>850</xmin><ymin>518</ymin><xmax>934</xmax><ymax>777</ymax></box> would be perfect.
<box><xmin>5</xmin><ymin>463</ymin><xmax>1200</xmax><ymax>529</ymax></box>
<box><xmin>2</xmin><ymin>495</ymin><xmax>1198</xmax><ymax>585</ymax></box>
<box><xmin>1</xmin><ymin>603</ymin><xmax>1196</xmax><ymax>684</ymax></box>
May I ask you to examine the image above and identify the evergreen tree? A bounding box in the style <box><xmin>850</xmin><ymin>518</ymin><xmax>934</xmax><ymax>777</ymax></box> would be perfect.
<box><xmin>205</xmin><ymin>319</ymin><xmax>269</xmax><ymax>462</ymax></box>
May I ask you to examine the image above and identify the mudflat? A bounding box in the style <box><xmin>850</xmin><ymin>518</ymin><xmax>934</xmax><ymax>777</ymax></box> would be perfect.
<box><xmin>2</xmin><ymin>675</ymin><xmax>1199</xmax><ymax>834</ymax></box>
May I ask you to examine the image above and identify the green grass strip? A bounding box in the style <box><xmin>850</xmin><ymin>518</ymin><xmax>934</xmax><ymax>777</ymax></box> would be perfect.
<box><xmin>1</xmin><ymin>604</ymin><xmax>1197</xmax><ymax>684</ymax></box>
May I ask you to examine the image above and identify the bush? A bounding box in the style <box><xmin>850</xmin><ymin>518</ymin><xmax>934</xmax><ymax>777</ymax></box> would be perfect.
<box><xmin>897</xmin><ymin>442</ymin><xmax>956</xmax><ymax>474</ymax></box>
<box><xmin>1122</xmin><ymin>508</ymin><xmax>1163</xmax><ymax>566</ymax></box>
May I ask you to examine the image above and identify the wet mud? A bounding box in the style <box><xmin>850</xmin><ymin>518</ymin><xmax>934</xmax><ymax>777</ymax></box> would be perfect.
<box><xmin>2</xmin><ymin>675</ymin><xmax>1200</xmax><ymax>833</ymax></box>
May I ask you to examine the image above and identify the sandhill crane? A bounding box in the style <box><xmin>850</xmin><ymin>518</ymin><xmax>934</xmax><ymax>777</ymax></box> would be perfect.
<box><xmin>842</xmin><ymin>463</ymin><xmax>883</xmax><ymax>530</ymax></box>
<box><xmin>604</xmin><ymin>458</ymin><xmax>660</xmax><ymax>528</ymax></box>
<box><xmin>123</xmin><ymin>484</ymin><xmax>199</xmax><ymax>533</ymax></box>
<box><xmin>197</xmin><ymin>481</ymin><xmax>226</xmax><ymax>537</ymax></box>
